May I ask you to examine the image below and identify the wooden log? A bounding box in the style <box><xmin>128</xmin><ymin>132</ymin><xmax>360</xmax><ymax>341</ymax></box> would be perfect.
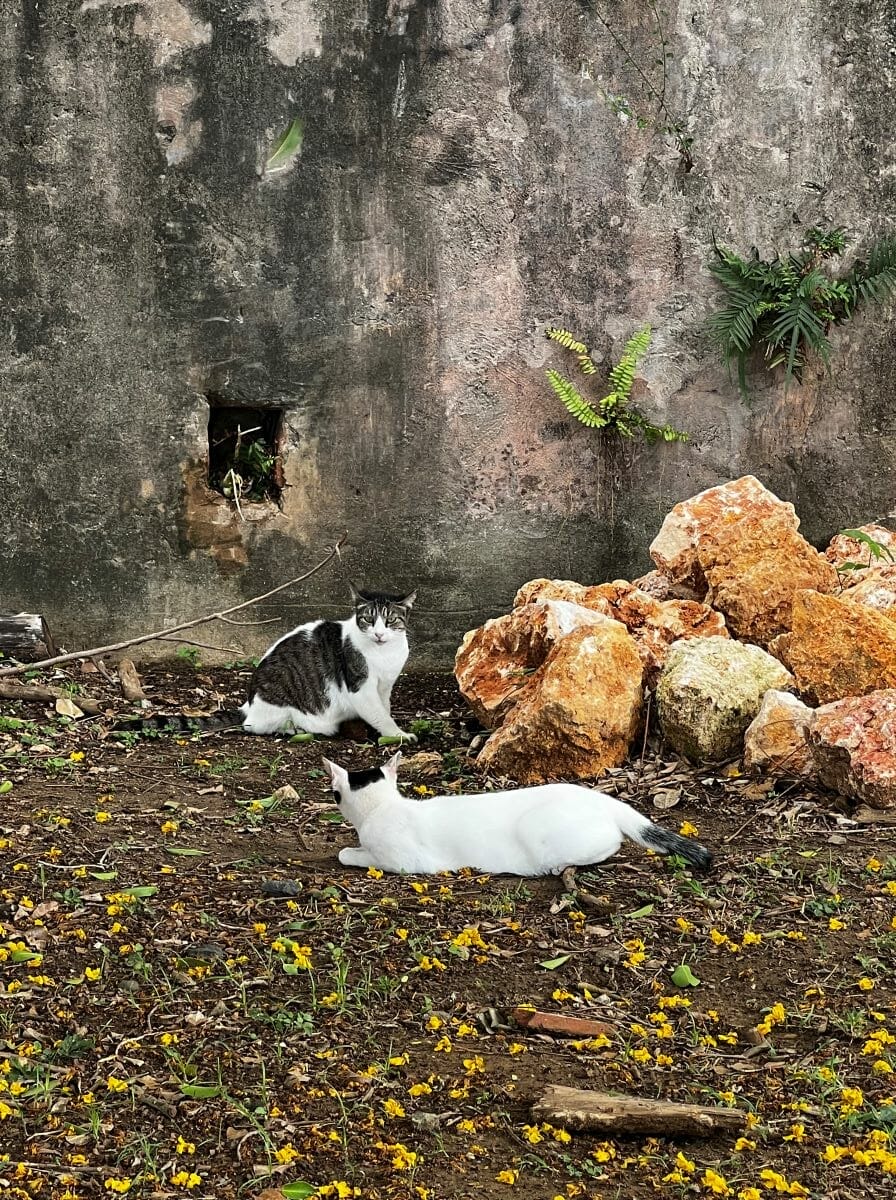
<box><xmin>0</xmin><ymin>681</ymin><xmax>103</xmax><ymax>716</ymax></box>
<box><xmin>531</xmin><ymin>1085</ymin><xmax>746</xmax><ymax>1137</ymax></box>
<box><xmin>117</xmin><ymin>658</ymin><xmax>146</xmax><ymax>701</ymax></box>
<box><xmin>0</xmin><ymin>614</ymin><xmax>56</xmax><ymax>662</ymax></box>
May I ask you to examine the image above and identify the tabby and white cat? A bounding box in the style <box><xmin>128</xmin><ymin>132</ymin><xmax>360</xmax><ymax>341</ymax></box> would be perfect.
<box><xmin>323</xmin><ymin>752</ymin><xmax>712</xmax><ymax>876</ymax></box>
<box><xmin>120</xmin><ymin>586</ymin><xmax>417</xmax><ymax>739</ymax></box>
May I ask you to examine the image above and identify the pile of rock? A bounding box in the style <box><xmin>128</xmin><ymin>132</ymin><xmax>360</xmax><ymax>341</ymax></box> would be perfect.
<box><xmin>454</xmin><ymin>475</ymin><xmax>896</xmax><ymax>807</ymax></box>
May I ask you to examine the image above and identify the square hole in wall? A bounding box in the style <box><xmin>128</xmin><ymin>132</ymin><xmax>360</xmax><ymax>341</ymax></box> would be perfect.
<box><xmin>207</xmin><ymin>396</ymin><xmax>285</xmax><ymax>505</ymax></box>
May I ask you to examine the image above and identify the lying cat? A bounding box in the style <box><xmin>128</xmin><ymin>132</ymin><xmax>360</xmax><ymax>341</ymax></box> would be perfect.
<box><xmin>117</xmin><ymin>585</ymin><xmax>417</xmax><ymax>740</ymax></box>
<box><xmin>323</xmin><ymin>753</ymin><xmax>712</xmax><ymax>875</ymax></box>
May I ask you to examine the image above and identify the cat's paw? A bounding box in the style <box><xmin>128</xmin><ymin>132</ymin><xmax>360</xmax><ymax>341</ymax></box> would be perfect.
<box><xmin>396</xmin><ymin>730</ymin><xmax>418</xmax><ymax>744</ymax></box>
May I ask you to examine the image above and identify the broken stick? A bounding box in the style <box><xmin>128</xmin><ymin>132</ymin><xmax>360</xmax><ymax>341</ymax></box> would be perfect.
<box><xmin>0</xmin><ymin>681</ymin><xmax>103</xmax><ymax>716</ymax></box>
<box><xmin>531</xmin><ymin>1085</ymin><xmax>746</xmax><ymax>1137</ymax></box>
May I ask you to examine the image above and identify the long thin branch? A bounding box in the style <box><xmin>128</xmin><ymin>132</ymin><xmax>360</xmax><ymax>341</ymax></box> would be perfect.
<box><xmin>0</xmin><ymin>533</ymin><xmax>347</xmax><ymax>679</ymax></box>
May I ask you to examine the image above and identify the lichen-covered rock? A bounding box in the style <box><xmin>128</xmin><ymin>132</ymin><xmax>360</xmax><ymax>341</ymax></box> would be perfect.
<box><xmin>785</xmin><ymin>591</ymin><xmax>896</xmax><ymax>705</ymax></box>
<box><xmin>477</xmin><ymin>623</ymin><xmax>644</xmax><ymax>784</ymax></box>
<box><xmin>743</xmin><ymin>690</ymin><xmax>814</xmax><ymax>777</ymax></box>
<box><xmin>454</xmin><ymin>600</ymin><xmax>610</xmax><ymax>727</ymax></box>
<box><xmin>808</xmin><ymin>690</ymin><xmax>896</xmax><ymax>809</ymax></box>
<box><xmin>841</xmin><ymin>564</ymin><xmax>896</xmax><ymax>618</ymax></box>
<box><xmin>656</xmin><ymin>636</ymin><xmax>794</xmax><ymax>762</ymax></box>
<box><xmin>649</xmin><ymin>475</ymin><xmax>836</xmax><ymax>646</ymax></box>
<box><xmin>824</xmin><ymin>524</ymin><xmax>896</xmax><ymax>579</ymax></box>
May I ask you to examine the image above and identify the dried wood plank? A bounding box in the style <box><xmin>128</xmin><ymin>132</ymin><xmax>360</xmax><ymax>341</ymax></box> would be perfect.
<box><xmin>0</xmin><ymin>682</ymin><xmax>103</xmax><ymax>716</ymax></box>
<box><xmin>0</xmin><ymin>614</ymin><xmax>56</xmax><ymax>661</ymax></box>
<box><xmin>512</xmin><ymin>1008</ymin><xmax>614</xmax><ymax>1039</ymax></box>
<box><xmin>117</xmin><ymin>658</ymin><xmax>146</xmax><ymax>701</ymax></box>
<box><xmin>532</xmin><ymin>1085</ymin><xmax>746</xmax><ymax>1137</ymax></box>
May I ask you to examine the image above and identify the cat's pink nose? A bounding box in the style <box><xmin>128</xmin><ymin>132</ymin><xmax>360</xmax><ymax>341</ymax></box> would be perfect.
<box><xmin>374</xmin><ymin>634</ymin><xmax>386</xmax><ymax>644</ymax></box>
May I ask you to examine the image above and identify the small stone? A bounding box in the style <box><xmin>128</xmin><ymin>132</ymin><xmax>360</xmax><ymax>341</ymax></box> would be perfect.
<box><xmin>824</xmin><ymin>524</ymin><xmax>896</xmax><ymax>579</ymax></box>
<box><xmin>477</xmin><ymin>622</ymin><xmax>644</xmax><ymax>784</ymax></box>
<box><xmin>401</xmin><ymin>751</ymin><xmax>443</xmax><ymax>776</ymax></box>
<box><xmin>743</xmin><ymin>690</ymin><xmax>814</xmax><ymax>777</ymax></box>
<box><xmin>808</xmin><ymin>690</ymin><xmax>896</xmax><ymax>809</ymax></box>
<box><xmin>785</xmin><ymin>590</ymin><xmax>896</xmax><ymax>705</ymax></box>
<box><xmin>270</xmin><ymin>784</ymin><xmax>300</xmax><ymax>802</ymax></box>
<box><xmin>840</xmin><ymin>564</ymin><xmax>896</xmax><ymax>618</ymax></box>
<box><xmin>656</xmin><ymin>636</ymin><xmax>794</xmax><ymax>762</ymax></box>
<box><xmin>631</xmin><ymin>569</ymin><xmax>705</xmax><ymax>602</ymax></box>
<box><xmin>455</xmin><ymin>600</ymin><xmax>612</xmax><ymax>727</ymax></box>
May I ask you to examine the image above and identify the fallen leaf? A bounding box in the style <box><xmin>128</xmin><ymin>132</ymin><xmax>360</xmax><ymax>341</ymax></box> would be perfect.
<box><xmin>55</xmin><ymin>697</ymin><xmax>84</xmax><ymax>718</ymax></box>
<box><xmin>670</xmin><ymin>963</ymin><xmax>701</xmax><ymax>987</ymax></box>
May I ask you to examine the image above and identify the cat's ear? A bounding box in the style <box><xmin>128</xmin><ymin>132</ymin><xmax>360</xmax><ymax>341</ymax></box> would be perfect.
<box><xmin>322</xmin><ymin>756</ymin><xmax>348</xmax><ymax>791</ymax></box>
<box><xmin>348</xmin><ymin>581</ymin><xmax>362</xmax><ymax>604</ymax></box>
<box><xmin>382</xmin><ymin>751</ymin><xmax>403</xmax><ymax>782</ymax></box>
<box><xmin>399</xmin><ymin>591</ymin><xmax>416</xmax><ymax>609</ymax></box>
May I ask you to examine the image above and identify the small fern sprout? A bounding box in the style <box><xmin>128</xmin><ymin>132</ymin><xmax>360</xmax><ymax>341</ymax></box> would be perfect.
<box><xmin>544</xmin><ymin>324</ymin><xmax>688</xmax><ymax>444</ymax></box>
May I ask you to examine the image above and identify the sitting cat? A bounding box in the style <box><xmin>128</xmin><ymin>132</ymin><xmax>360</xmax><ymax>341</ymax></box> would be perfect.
<box><xmin>323</xmin><ymin>752</ymin><xmax>712</xmax><ymax>875</ymax></box>
<box><xmin>117</xmin><ymin>585</ymin><xmax>417</xmax><ymax>740</ymax></box>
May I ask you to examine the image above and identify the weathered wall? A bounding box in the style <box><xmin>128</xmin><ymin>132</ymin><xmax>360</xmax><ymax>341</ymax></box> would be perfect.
<box><xmin>1</xmin><ymin>0</ymin><xmax>894</xmax><ymax>667</ymax></box>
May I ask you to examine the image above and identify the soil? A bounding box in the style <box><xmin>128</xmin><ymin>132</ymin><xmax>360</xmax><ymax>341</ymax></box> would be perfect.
<box><xmin>1</xmin><ymin>660</ymin><xmax>895</xmax><ymax>1200</ymax></box>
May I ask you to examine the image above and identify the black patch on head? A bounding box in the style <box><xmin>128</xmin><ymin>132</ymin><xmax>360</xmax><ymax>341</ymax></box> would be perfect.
<box><xmin>346</xmin><ymin>765</ymin><xmax>386</xmax><ymax>791</ymax></box>
<box><xmin>353</xmin><ymin>587</ymin><xmax>412</xmax><ymax>606</ymax></box>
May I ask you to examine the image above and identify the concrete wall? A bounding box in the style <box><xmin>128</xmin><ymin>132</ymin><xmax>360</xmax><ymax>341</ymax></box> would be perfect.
<box><xmin>1</xmin><ymin>0</ymin><xmax>894</xmax><ymax>667</ymax></box>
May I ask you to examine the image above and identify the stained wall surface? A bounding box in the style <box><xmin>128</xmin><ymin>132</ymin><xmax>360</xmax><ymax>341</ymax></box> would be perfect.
<box><xmin>2</xmin><ymin>1</ymin><xmax>894</xmax><ymax>666</ymax></box>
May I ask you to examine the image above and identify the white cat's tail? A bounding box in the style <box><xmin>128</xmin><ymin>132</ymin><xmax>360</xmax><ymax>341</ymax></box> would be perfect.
<box><xmin>614</xmin><ymin>801</ymin><xmax>712</xmax><ymax>871</ymax></box>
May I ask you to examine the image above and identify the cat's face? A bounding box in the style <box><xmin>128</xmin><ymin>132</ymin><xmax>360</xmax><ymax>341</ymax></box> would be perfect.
<box><xmin>350</xmin><ymin>586</ymin><xmax>416</xmax><ymax>647</ymax></box>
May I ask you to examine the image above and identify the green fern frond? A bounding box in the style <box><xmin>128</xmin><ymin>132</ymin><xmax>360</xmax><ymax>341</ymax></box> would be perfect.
<box><xmin>545</xmin><ymin>327</ymin><xmax>598</xmax><ymax>376</ymax></box>
<box><xmin>546</xmin><ymin>370</ymin><xmax>606</xmax><ymax>428</ymax></box>
<box><xmin>708</xmin><ymin>228</ymin><xmax>896</xmax><ymax>396</ymax></box>
<box><xmin>546</xmin><ymin>327</ymin><xmax>589</xmax><ymax>355</ymax></box>
<box><xmin>545</xmin><ymin>323</ymin><xmax>686</xmax><ymax>443</ymax></box>
<box><xmin>608</xmin><ymin>325</ymin><xmax>651</xmax><ymax>398</ymax></box>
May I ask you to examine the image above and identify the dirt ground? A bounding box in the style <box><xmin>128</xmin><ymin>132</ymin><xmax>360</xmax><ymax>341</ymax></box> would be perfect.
<box><xmin>1</xmin><ymin>660</ymin><xmax>895</xmax><ymax>1200</ymax></box>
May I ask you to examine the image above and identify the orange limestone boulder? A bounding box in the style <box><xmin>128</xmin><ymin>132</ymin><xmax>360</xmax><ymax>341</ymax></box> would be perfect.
<box><xmin>454</xmin><ymin>600</ymin><xmax>611</xmax><ymax>728</ymax></box>
<box><xmin>477</xmin><ymin>621</ymin><xmax>644</xmax><ymax>784</ymax></box>
<box><xmin>785</xmin><ymin>591</ymin><xmax>896</xmax><ymax>706</ymax></box>
<box><xmin>808</xmin><ymin>690</ymin><xmax>896</xmax><ymax>809</ymax></box>
<box><xmin>648</xmin><ymin>475</ymin><xmax>836</xmax><ymax>646</ymax></box>
<box><xmin>743</xmin><ymin>690</ymin><xmax>814</xmax><ymax>777</ymax></box>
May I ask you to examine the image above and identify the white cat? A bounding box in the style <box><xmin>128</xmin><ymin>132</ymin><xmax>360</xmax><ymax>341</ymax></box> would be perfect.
<box><xmin>323</xmin><ymin>753</ymin><xmax>711</xmax><ymax>875</ymax></box>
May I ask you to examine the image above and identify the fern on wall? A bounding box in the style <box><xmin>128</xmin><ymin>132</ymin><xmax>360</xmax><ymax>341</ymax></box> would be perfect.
<box><xmin>545</xmin><ymin>325</ymin><xmax>688</xmax><ymax>443</ymax></box>
<box><xmin>707</xmin><ymin>227</ymin><xmax>896</xmax><ymax>395</ymax></box>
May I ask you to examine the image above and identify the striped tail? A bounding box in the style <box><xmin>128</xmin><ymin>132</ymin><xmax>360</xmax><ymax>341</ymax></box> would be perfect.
<box><xmin>616</xmin><ymin>802</ymin><xmax>712</xmax><ymax>871</ymax></box>
<box><xmin>112</xmin><ymin>709</ymin><xmax>245</xmax><ymax>735</ymax></box>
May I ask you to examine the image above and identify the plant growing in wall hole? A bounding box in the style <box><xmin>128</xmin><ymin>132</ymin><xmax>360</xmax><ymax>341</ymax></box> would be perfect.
<box><xmin>707</xmin><ymin>227</ymin><xmax>896</xmax><ymax>395</ymax></box>
<box><xmin>545</xmin><ymin>325</ymin><xmax>688</xmax><ymax>442</ymax></box>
